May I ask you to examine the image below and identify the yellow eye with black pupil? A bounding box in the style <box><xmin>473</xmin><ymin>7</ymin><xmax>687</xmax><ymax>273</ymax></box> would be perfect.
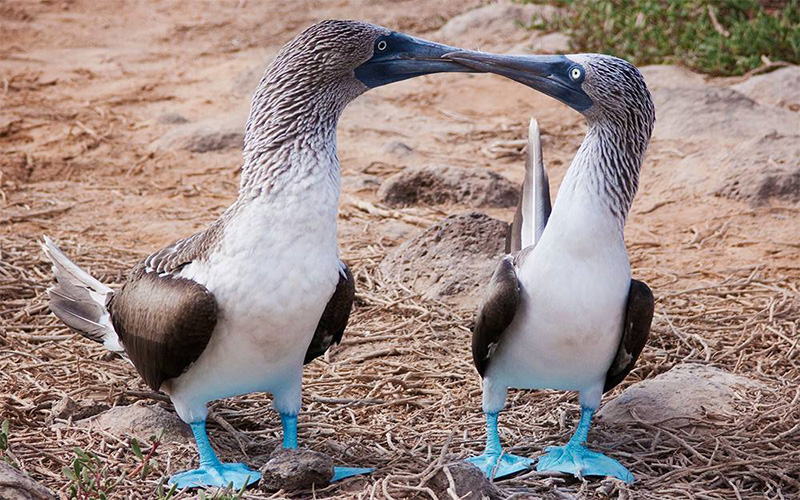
<box><xmin>570</xmin><ymin>68</ymin><xmax>581</xmax><ymax>80</ymax></box>
<box><xmin>377</xmin><ymin>40</ymin><xmax>387</xmax><ymax>51</ymax></box>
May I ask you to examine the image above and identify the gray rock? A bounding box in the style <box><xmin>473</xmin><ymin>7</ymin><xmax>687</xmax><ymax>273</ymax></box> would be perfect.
<box><xmin>639</xmin><ymin>64</ymin><xmax>706</xmax><ymax>91</ymax></box>
<box><xmin>732</xmin><ymin>65</ymin><xmax>800</xmax><ymax>111</ymax></box>
<box><xmin>529</xmin><ymin>32</ymin><xmax>570</xmax><ymax>53</ymax></box>
<box><xmin>514</xmin><ymin>32</ymin><xmax>571</xmax><ymax>54</ymax></box>
<box><xmin>716</xmin><ymin>132</ymin><xmax>800</xmax><ymax>205</ymax></box>
<box><xmin>652</xmin><ymin>85</ymin><xmax>800</xmax><ymax>141</ymax></box>
<box><xmin>437</xmin><ymin>2</ymin><xmax>560</xmax><ymax>49</ymax></box>
<box><xmin>0</xmin><ymin>462</ymin><xmax>54</xmax><ymax>500</ymax></box>
<box><xmin>78</xmin><ymin>403</ymin><xmax>191</xmax><ymax>443</ymax></box>
<box><xmin>379</xmin><ymin>212</ymin><xmax>508</xmax><ymax>306</ymax></box>
<box><xmin>598</xmin><ymin>364</ymin><xmax>764</xmax><ymax>427</ymax></box>
<box><xmin>151</xmin><ymin>110</ymin><xmax>247</xmax><ymax>153</ymax></box>
<box><xmin>654</xmin><ymin>85</ymin><xmax>800</xmax><ymax>142</ymax></box>
<box><xmin>46</xmin><ymin>395</ymin><xmax>109</xmax><ymax>426</ymax></box>
<box><xmin>429</xmin><ymin>462</ymin><xmax>500</xmax><ymax>499</ymax></box>
<box><xmin>378</xmin><ymin>164</ymin><xmax>518</xmax><ymax>208</ymax></box>
<box><xmin>259</xmin><ymin>448</ymin><xmax>334</xmax><ymax>492</ymax></box>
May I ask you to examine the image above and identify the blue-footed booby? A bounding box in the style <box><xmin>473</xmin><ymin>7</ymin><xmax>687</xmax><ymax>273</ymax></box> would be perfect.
<box><xmin>443</xmin><ymin>52</ymin><xmax>656</xmax><ymax>482</ymax></box>
<box><xmin>41</xmin><ymin>20</ymin><xmax>479</xmax><ymax>490</ymax></box>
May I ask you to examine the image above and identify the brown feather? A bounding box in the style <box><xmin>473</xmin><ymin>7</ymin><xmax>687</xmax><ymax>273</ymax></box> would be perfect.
<box><xmin>604</xmin><ymin>279</ymin><xmax>654</xmax><ymax>392</ymax></box>
<box><xmin>109</xmin><ymin>265</ymin><xmax>217</xmax><ymax>391</ymax></box>
<box><xmin>472</xmin><ymin>256</ymin><xmax>520</xmax><ymax>377</ymax></box>
<box><xmin>304</xmin><ymin>264</ymin><xmax>354</xmax><ymax>364</ymax></box>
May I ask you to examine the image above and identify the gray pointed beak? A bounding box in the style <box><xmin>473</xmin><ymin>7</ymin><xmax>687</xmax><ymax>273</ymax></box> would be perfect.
<box><xmin>354</xmin><ymin>34</ymin><xmax>474</xmax><ymax>89</ymax></box>
<box><xmin>443</xmin><ymin>51</ymin><xmax>593</xmax><ymax>111</ymax></box>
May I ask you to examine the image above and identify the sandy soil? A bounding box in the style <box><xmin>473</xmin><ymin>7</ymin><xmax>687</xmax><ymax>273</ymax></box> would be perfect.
<box><xmin>1</xmin><ymin>1</ymin><xmax>799</xmax><ymax>499</ymax></box>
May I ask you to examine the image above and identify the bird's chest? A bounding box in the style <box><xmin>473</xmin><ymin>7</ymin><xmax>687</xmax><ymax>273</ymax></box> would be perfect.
<box><xmin>523</xmin><ymin>251</ymin><xmax>629</xmax><ymax>342</ymax></box>
<box><xmin>183</xmin><ymin>189</ymin><xmax>341</xmax><ymax>345</ymax></box>
<box><xmin>494</xmin><ymin>237</ymin><xmax>631</xmax><ymax>390</ymax></box>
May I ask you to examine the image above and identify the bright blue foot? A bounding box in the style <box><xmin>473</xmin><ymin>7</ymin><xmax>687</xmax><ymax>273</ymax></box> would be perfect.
<box><xmin>331</xmin><ymin>466</ymin><xmax>375</xmax><ymax>482</ymax></box>
<box><xmin>466</xmin><ymin>412</ymin><xmax>533</xmax><ymax>480</ymax></box>
<box><xmin>171</xmin><ymin>420</ymin><xmax>261</xmax><ymax>490</ymax></box>
<box><xmin>169</xmin><ymin>462</ymin><xmax>261</xmax><ymax>490</ymax></box>
<box><xmin>536</xmin><ymin>406</ymin><xmax>633</xmax><ymax>484</ymax></box>
<box><xmin>537</xmin><ymin>444</ymin><xmax>633</xmax><ymax>483</ymax></box>
<box><xmin>466</xmin><ymin>452</ymin><xmax>533</xmax><ymax>479</ymax></box>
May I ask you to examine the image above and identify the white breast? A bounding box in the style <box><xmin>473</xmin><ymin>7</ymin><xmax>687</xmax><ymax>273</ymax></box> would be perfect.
<box><xmin>488</xmin><ymin>191</ymin><xmax>631</xmax><ymax>395</ymax></box>
<box><xmin>167</xmin><ymin>173</ymin><xmax>341</xmax><ymax>422</ymax></box>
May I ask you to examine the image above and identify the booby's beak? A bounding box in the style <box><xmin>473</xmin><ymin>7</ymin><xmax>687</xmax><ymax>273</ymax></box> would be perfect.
<box><xmin>354</xmin><ymin>33</ymin><xmax>473</xmax><ymax>88</ymax></box>
<box><xmin>442</xmin><ymin>52</ymin><xmax>594</xmax><ymax>112</ymax></box>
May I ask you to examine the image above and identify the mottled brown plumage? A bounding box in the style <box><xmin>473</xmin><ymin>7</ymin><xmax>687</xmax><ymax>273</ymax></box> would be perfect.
<box><xmin>143</xmin><ymin>216</ymin><xmax>229</xmax><ymax>275</ymax></box>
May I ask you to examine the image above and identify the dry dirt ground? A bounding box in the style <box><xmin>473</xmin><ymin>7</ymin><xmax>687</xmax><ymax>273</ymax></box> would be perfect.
<box><xmin>1</xmin><ymin>1</ymin><xmax>799</xmax><ymax>499</ymax></box>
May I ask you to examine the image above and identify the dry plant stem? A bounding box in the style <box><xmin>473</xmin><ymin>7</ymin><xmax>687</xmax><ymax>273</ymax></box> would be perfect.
<box><xmin>1</xmin><ymin>165</ymin><xmax>798</xmax><ymax>499</ymax></box>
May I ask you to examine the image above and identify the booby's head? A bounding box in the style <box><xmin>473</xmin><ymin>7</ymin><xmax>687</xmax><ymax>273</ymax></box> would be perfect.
<box><xmin>253</xmin><ymin>20</ymin><xmax>469</xmax><ymax>113</ymax></box>
<box><xmin>442</xmin><ymin>52</ymin><xmax>654</xmax><ymax>136</ymax></box>
<box><xmin>443</xmin><ymin>52</ymin><xmax>655</xmax><ymax>223</ymax></box>
<box><xmin>242</xmin><ymin>20</ymin><xmax>474</xmax><ymax>193</ymax></box>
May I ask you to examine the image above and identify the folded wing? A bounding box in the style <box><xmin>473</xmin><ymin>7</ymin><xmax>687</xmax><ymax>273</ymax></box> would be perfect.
<box><xmin>304</xmin><ymin>263</ymin><xmax>355</xmax><ymax>364</ymax></box>
<box><xmin>604</xmin><ymin>279</ymin><xmax>654</xmax><ymax>392</ymax></box>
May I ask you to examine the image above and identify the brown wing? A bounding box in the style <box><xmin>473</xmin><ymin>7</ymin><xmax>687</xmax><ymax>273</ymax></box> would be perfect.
<box><xmin>304</xmin><ymin>263</ymin><xmax>355</xmax><ymax>364</ymax></box>
<box><xmin>108</xmin><ymin>224</ymin><xmax>223</xmax><ymax>391</ymax></box>
<box><xmin>108</xmin><ymin>265</ymin><xmax>217</xmax><ymax>391</ymax></box>
<box><xmin>604</xmin><ymin>279</ymin><xmax>654</xmax><ymax>393</ymax></box>
<box><xmin>473</xmin><ymin>256</ymin><xmax>520</xmax><ymax>377</ymax></box>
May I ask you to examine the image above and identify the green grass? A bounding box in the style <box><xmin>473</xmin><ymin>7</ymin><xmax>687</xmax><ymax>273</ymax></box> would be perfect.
<box><xmin>62</xmin><ymin>447</ymin><xmax>122</xmax><ymax>500</ymax></box>
<box><xmin>0</xmin><ymin>419</ymin><xmax>12</xmax><ymax>466</ymax></box>
<box><xmin>61</xmin><ymin>438</ymin><xmax>245</xmax><ymax>500</ymax></box>
<box><xmin>525</xmin><ymin>0</ymin><xmax>800</xmax><ymax>76</ymax></box>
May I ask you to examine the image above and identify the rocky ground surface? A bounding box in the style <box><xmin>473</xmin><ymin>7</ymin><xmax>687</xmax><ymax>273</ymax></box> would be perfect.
<box><xmin>1</xmin><ymin>1</ymin><xmax>798</xmax><ymax>499</ymax></box>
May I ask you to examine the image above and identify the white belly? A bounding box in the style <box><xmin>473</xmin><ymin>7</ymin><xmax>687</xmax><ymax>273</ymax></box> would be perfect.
<box><xmin>166</xmin><ymin>194</ymin><xmax>340</xmax><ymax>422</ymax></box>
<box><xmin>487</xmin><ymin>237</ymin><xmax>631</xmax><ymax>397</ymax></box>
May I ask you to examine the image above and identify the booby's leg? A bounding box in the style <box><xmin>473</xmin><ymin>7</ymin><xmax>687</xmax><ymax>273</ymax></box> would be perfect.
<box><xmin>169</xmin><ymin>420</ymin><xmax>261</xmax><ymax>490</ymax></box>
<box><xmin>279</xmin><ymin>412</ymin><xmax>374</xmax><ymax>482</ymax></box>
<box><xmin>537</xmin><ymin>406</ymin><xmax>633</xmax><ymax>483</ymax></box>
<box><xmin>466</xmin><ymin>412</ymin><xmax>534</xmax><ymax>479</ymax></box>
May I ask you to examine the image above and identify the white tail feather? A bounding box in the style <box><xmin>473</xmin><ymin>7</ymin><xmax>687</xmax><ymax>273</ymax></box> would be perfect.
<box><xmin>520</xmin><ymin>118</ymin><xmax>551</xmax><ymax>249</ymax></box>
<box><xmin>41</xmin><ymin>236</ymin><xmax>123</xmax><ymax>352</ymax></box>
<box><xmin>41</xmin><ymin>236</ymin><xmax>113</xmax><ymax>295</ymax></box>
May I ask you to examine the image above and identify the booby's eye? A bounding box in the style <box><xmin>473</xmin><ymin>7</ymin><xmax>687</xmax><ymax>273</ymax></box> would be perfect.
<box><xmin>376</xmin><ymin>40</ymin><xmax>388</xmax><ymax>51</ymax></box>
<box><xmin>569</xmin><ymin>67</ymin><xmax>583</xmax><ymax>81</ymax></box>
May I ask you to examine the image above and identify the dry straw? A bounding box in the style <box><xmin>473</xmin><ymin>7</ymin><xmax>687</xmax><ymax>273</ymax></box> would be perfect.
<box><xmin>1</xmin><ymin>212</ymin><xmax>798</xmax><ymax>499</ymax></box>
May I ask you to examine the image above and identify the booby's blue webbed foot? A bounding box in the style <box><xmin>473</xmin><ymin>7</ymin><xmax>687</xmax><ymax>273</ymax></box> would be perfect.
<box><xmin>331</xmin><ymin>466</ymin><xmax>375</xmax><ymax>482</ymax></box>
<box><xmin>170</xmin><ymin>420</ymin><xmax>260</xmax><ymax>490</ymax></box>
<box><xmin>537</xmin><ymin>443</ymin><xmax>632</xmax><ymax>483</ymax></box>
<box><xmin>466</xmin><ymin>451</ymin><xmax>533</xmax><ymax>479</ymax></box>
<box><xmin>466</xmin><ymin>411</ymin><xmax>533</xmax><ymax>479</ymax></box>
<box><xmin>169</xmin><ymin>462</ymin><xmax>261</xmax><ymax>490</ymax></box>
<box><xmin>537</xmin><ymin>406</ymin><xmax>633</xmax><ymax>484</ymax></box>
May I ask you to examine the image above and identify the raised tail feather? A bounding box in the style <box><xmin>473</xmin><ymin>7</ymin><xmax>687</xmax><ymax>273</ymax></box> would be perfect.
<box><xmin>507</xmin><ymin>118</ymin><xmax>551</xmax><ymax>253</ymax></box>
<box><xmin>41</xmin><ymin>236</ymin><xmax>123</xmax><ymax>352</ymax></box>
<box><xmin>526</xmin><ymin>118</ymin><xmax>551</xmax><ymax>248</ymax></box>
